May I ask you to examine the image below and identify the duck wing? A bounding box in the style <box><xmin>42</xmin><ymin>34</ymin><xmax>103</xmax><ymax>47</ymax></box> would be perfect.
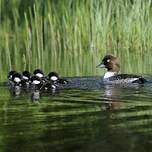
<box><xmin>108</xmin><ymin>74</ymin><xmax>146</xmax><ymax>84</ymax></box>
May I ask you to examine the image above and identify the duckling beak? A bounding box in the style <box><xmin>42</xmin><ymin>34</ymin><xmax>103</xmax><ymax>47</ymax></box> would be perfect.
<box><xmin>96</xmin><ymin>63</ymin><xmax>105</xmax><ymax>68</ymax></box>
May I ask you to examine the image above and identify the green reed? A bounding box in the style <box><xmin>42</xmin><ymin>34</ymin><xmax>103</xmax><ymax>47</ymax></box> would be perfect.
<box><xmin>1</xmin><ymin>0</ymin><xmax>152</xmax><ymax>81</ymax></box>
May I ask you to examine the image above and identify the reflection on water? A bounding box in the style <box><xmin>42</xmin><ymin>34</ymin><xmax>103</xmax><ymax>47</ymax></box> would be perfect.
<box><xmin>0</xmin><ymin>77</ymin><xmax>152</xmax><ymax>152</ymax></box>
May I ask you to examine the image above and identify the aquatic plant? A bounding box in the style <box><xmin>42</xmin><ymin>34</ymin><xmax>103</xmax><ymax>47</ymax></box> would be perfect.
<box><xmin>1</xmin><ymin>0</ymin><xmax>152</xmax><ymax>81</ymax></box>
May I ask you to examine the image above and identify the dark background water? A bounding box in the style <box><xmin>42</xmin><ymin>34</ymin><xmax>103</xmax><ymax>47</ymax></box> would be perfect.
<box><xmin>0</xmin><ymin>77</ymin><xmax>152</xmax><ymax>152</ymax></box>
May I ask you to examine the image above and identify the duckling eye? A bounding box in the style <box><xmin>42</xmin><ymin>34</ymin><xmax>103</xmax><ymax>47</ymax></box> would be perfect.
<box><xmin>107</xmin><ymin>59</ymin><xmax>110</xmax><ymax>63</ymax></box>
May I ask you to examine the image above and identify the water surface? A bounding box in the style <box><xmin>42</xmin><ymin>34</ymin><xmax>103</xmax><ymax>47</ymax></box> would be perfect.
<box><xmin>0</xmin><ymin>77</ymin><xmax>152</xmax><ymax>152</ymax></box>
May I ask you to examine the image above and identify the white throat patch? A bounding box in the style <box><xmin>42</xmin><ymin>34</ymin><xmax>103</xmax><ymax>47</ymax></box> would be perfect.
<box><xmin>36</xmin><ymin>73</ymin><xmax>43</xmax><ymax>78</ymax></box>
<box><xmin>14</xmin><ymin>77</ymin><xmax>21</xmax><ymax>83</ymax></box>
<box><xmin>104</xmin><ymin>72</ymin><xmax>116</xmax><ymax>79</ymax></box>
<box><xmin>23</xmin><ymin>76</ymin><xmax>29</xmax><ymax>80</ymax></box>
<box><xmin>32</xmin><ymin>80</ymin><xmax>40</xmax><ymax>85</ymax></box>
<box><xmin>51</xmin><ymin>76</ymin><xmax>58</xmax><ymax>81</ymax></box>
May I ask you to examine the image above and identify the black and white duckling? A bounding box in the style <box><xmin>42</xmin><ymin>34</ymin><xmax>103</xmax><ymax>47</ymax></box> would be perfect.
<box><xmin>30</xmin><ymin>75</ymin><xmax>43</xmax><ymax>90</ymax></box>
<box><xmin>22</xmin><ymin>71</ymin><xmax>31</xmax><ymax>88</ymax></box>
<box><xmin>39</xmin><ymin>72</ymin><xmax>59</xmax><ymax>92</ymax></box>
<box><xmin>10</xmin><ymin>72</ymin><xmax>22</xmax><ymax>95</ymax></box>
<box><xmin>33</xmin><ymin>69</ymin><xmax>44</xmax><ymax>78</ymax></box>
<box><xmin>11</xmin><ymin>72</ymin><xmax>22</xmax><ymax>86</ymax></box>
<box><xmin>8</xmin><ymin>70</ymin><xmax>17</xmax><ymax>81</ymax></box>
<box><xmin>30</xmin><ymin>76</ymin><xmax>43</xmax><ymax>100</ymax></box>
<box><xmin>97</xmin><ymin>54</ymin><xmax>146</xmax><ymax>84</ymax></box>
<box><xmin>48</xmin><ymin>72</ymin><xmax>68</xmax><ymax>84</ymax></box>
<box><xmin>40</xmin><ymin>72</ymin><xmax>68</xmax><ymax>93</ymax></box>
<box><xmin>22</xmin><ymin>71</ymin><xmax>31</xmax><ymax>81</ymax></box>
<box><xmin>8</xmin><ymin>70</ymin><xmax>17</xmax><ymax>87</ymax></box>
<box><xmin>40</xmin><ymin>82</ymin><xmax>57</xmax><ymax>93</ymax></box>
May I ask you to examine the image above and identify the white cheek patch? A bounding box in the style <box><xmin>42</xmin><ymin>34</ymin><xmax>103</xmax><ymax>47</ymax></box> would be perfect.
<box><xmin>107</xmin><ymin>59</ymin><xmax>110</xmax><ymax>62</ymax></box>
<box><xmin>51</xmin><ymin>76</ymin><xmax>58</xmax><ymax>81</ymax></box>
<box><xmin>23</xmin><ymin>76</ymin><xmax>29</xmax><ymax>80</ymax></box>
<box><xmin>32</xmin><ymin>80</ymin><xmax>40</xmax><ymax>85</ymax></box>
<box><xmin>14</xmin><ymin>77</ymin><xmax>21</xmax><ymax>83</ymax></box>
<box><xmin>36</xmin><ymin>73</ymin><xmax>43</xmax><ymax>78</ymax></box>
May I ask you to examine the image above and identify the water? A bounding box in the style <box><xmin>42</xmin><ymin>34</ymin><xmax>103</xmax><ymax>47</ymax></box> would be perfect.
<box><xmin>0</xmin><ymin>77</ymin><xmax>152</xmax><ymax>152</ymax></box>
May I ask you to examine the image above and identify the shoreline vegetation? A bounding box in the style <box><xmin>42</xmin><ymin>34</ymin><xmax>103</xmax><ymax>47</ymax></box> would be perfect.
<box><xmin>1</xmin><ymin>0</ymin><xmax>152</xmax><ymax>81</ymax></box>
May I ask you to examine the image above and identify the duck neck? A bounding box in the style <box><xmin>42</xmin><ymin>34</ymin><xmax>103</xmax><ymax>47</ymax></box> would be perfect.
<box><xmin>104</xmin><ymin>71</ymin><xmax>117</xmax><ymax>79</ymax></box>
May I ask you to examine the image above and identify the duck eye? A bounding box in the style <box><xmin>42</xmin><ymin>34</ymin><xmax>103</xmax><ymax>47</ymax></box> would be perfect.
<box><xmin>107</xmin><ymin>59</ymin><xmax>110</xmax><ymax>62</ymax></box>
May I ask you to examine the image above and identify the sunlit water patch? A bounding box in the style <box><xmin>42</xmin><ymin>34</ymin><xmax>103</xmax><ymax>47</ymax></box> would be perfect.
<box><xmin>0</xmin><ymin>77</ymin><xmax>152</xmax><ymax>152</ymax></box>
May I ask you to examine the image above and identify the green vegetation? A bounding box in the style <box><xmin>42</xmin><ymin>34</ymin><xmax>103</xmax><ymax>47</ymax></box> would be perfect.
<box><xmin>1</xmin><ymin>0</ymin><xmax>152</xmax><ymax>81</ymax></box>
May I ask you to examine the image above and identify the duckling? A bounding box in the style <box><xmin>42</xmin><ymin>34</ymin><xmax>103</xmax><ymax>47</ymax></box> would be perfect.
<box><xmin>30</xmin><ymin>75</ymin><xmax>43</xmax><ymax>100</ymax></box>
<box><xmin>10</xmin><ymin>72</ymin><xmax>22</xmax><ymax>96</ymax></box>
<box><xmin>48</xmin><ymin>72</ymin><xmax>68</xmax><ymax>85</ymax></box>
<box><xmin>22</xmin><ymin>70</ymin><xmax>31</xmax><ymax>89</ymax></box>
<box><xmin>8</xmin><ymin>70</ymin><xmax>17</xmax><ymax>80</ymax></box>
<box><xmin>30</xmin><ymin>75</ymin><xmax>43</xmax><ymax>90</ymax></box>
<box><xmin>33</xmin><ymin>69</ymin><xmax>44</xmax><ymax>78</ymax></box>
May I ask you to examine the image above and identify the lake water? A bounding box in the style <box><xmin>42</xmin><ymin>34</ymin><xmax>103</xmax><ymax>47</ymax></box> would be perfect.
<box><xmin>0</xmin><ymin>76</ymin><xmax>152</xmax><ymax>152</ymax></box>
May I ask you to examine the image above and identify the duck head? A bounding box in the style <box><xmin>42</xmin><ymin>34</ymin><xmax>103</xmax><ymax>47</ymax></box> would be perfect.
<box><xmin>8</xmin><ymin>70</ymin><xmax>17</xmax><ymax>80</ymax></box>
<box><xmin>97</xmin><ymin>55</ymin><xmax>120</xmax><ymax>79</ymax></box>
<box><xmin>97</xmin><ymin>55</ymin><xmax>120</xmax><ymax>73</ymax></box>
<box><xmin>33</xmin><ymin>69</ymin><xmax>44</xmax><ymax>78</ymax></box>
<box><xmin>48</xmin><ymin>72</ymin><xmax>59</xmax><ymax>82</ymax></box>
<box><xmin>22</xmin><ymin>71</ymin><xmax>31</xmax><ymax>81</ymax></box>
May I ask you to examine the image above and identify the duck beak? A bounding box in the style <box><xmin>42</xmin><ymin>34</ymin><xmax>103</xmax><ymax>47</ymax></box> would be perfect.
<box><xmin>96</xmin><ymin>63</ymin><xmax>105</xmax><ymax>68</ymax></box>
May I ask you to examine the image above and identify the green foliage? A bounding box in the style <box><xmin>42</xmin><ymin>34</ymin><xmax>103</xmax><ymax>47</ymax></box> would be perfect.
<box><xmin>0</xmin><ymin>0</ymin><xmax>152</xmax><ymax>81</ymax></box>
